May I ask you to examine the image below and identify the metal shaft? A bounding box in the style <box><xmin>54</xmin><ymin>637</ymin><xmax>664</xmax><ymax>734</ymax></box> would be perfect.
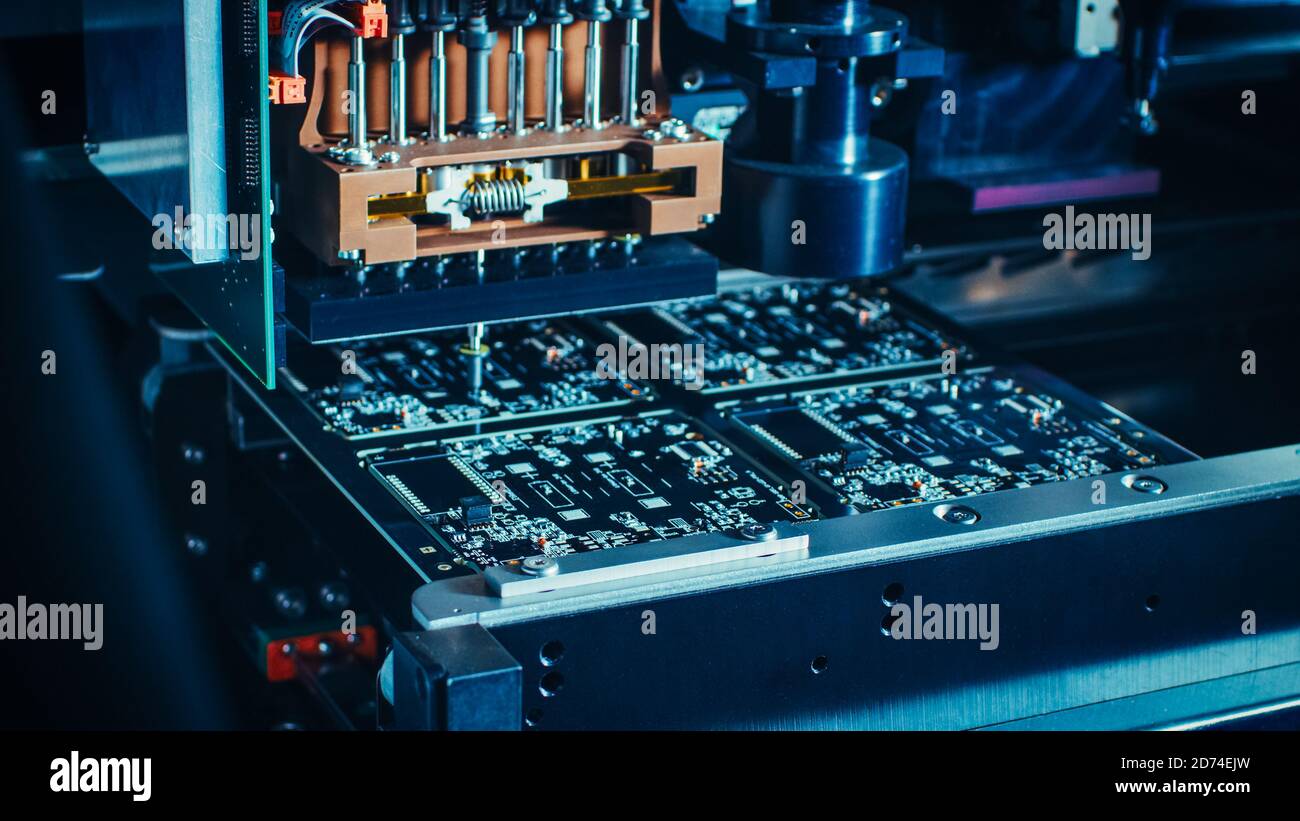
<box><xmin>620</xmin><ymin>18</ymin><xmax>639</xmax><ymax>123</ymax></box>
<box><xmin>466</xmin><ymin>250</ymin><xmax>488</xmax><ymax>398</ymax></box>
<box><xmin>584</xmin><ymin>21</ymin><xmax>603</xmax><ymax>127</ymax></box>
<box><xmin>389</xmin><ymin>34</ymin><xmax>408</xmax><ymax>143</ymax></box>
<box><xmin>460</xmin><ymin>17</ymin><xmax>497</xmax><ymax>135</ymax></box>
<box><xmin>429</xmin><ymin>31</ymin><xmax>447</xmax><ymax>140</ymax></box>
<box><xmin>508</xmin><ymin>26</ymin><xmax>527</xmax><ymax>133</ymax></box>
<box><xmin>545</xmin><ymin>23</ymin><xmax>565</xmax><ymax>130</ymax></box>
<box><xmin>348</xmin><ymin>35</ymin><xmax>368</xmax><ymax>149</ymax></box>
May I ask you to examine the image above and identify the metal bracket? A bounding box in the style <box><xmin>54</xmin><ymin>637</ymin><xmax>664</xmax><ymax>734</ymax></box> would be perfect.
<box><xmin>485</xmin><ymin>527</ymin><xmax>809</xmax><ymax>598</ymax></box>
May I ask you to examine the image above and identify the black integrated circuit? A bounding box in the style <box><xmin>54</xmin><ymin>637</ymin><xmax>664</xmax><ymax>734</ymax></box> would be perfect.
<box><xmin>590</xmin><ymin>280</ymin><xmax>968</xmax><ymax>394</ymax></box>
<box><xmin>728</xmin><ymin>368</ymin><xmax>1189</xmax><ymax>512</ymax></box>
<box><xmin>283</xmin><ymin>320</ymin><xmax>649</xmax><ymax>438</ymax></box>
<box><xmin>367</xmin><ymin>411</ymin><xmax>816</xmax><ymax>569</ymax></box>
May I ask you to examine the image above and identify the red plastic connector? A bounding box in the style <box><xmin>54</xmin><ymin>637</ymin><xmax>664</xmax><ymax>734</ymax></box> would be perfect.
<box><xmin>268</xmin><ymin>10</ymin><xmax>284</xmax><ymax>36</ymax></box>
<box><xmin>269</xmin><ymin>71</ymin><xmax>307</xmax><ymax>105</ymax></box>
<box><xmin>343</xmin><ymin>0</ymin><xmax>388</xmax><ymax>38</ymax></box>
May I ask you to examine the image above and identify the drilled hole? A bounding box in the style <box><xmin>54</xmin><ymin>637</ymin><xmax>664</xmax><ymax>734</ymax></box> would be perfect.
<box><xmin>1145</xmin><ymin>594</ymin><xmax>1161</xmax><ymax>612</ymax></box>
<box><xmin>539</xmin><ymin>671</ymin><xmax>565</xmax><ymax>697</ymax></box>
<box><xmin>525</xmin><ymin>708</ymin><xmax>543</xmax><ymax>727</ymax></box>
<box><xmin>882</xmin><ymin>582</ymin><xmax>904</xmax><ymax>606</ymax></box>
<box><xmin>540</xmin><ymin>640</ymin><xmax>565</xmax><ymax>666</ymax></box>
<box><xmin>811</xmin><ymin>655</ymin><xmax>829</xmax><ymax>674</ymax></box>
<box><xmin>881</xmin><ymin>612</ymin><xmax>901</xmax><ymax>636</ymax></box>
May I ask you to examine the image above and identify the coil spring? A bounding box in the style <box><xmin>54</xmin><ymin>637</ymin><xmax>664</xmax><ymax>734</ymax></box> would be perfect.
<box><xmin>461</xmin><ymin>178</ymin><xmax>527</xmax><ymax>216</ymax></box>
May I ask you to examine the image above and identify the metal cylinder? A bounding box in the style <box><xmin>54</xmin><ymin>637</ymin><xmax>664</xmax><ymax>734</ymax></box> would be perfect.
<box><xmin>545</xmin><ymin>24</ymin><xmax>565</xmax><ymax>130</ymax></box>
<box><xmin>429</xmin><ymin>31</ymin><xmax>447</xmax><ymax>140</ymax></box>
<box><xmin>459</xmin><ymin>14</ymin><xmax>498</xmax><ymax>136</ymax></box>
<box><xmin>340</xmin><ymin>34</ymin><xmax>374</xmax><ymax>164</ymax></box>
<box><xmin>508</xmin><ymin>26</ymin><xmax>527</xmax><ymax>133</ymax></box>
<box><xmin>718</xmin><ymin>1</ymin><xmax>911</xmax><ymax>277</ymax></box>
<box><xmin>389</xmin><ymin>34</ymin><xmax>409</xmax><ymax>144</ymax></box>
<box><xmin>620</xmin><ymin>18</ymin><xmax>639</xmax><ymax>123</ymax></box>
<box><xmin>349</xmin><ymin>36</ymin><xmax>366</xmax><ymax>147</ymax></box>
<box><xmin>583</xmin><ymin>21</ymin><xmax>603</xmax><ymax>127</ymax></box>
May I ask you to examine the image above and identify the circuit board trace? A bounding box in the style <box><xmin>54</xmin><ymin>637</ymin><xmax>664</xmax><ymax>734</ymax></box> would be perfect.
<box><xmin>368</xmin><ymin>411</ymin><xmax>816</xmax><ymax>569</ymax></box>
<box><xmin>728</xmin><ymin>369</ymin><xmax>1175</xmax><ymax>512</ymax></box>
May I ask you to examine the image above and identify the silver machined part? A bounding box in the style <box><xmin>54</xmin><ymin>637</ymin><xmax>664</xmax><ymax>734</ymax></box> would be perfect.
<box><xmin>545</xmin><ymin>24</ymin><xmax>565</xmax><ymax>131</ymax></box>
<box><xmin>341</xmin><ymin>35</ymin><xmax>375</xmax><ymax>165</ymax></box>
<box><xmin>388</xmin><ymin>34</ymin><xmax>412</xmax><ymax>144</ymax></box>
<box><xmin>508</xmin><ymin>26</ymin><xmax>527</xmax><ymax>133</ymax></box>
<box><xmin>460</xmin><ymin>19</ymin><xmax>498</xmax><ymax>136</ymax></box>
<box><xmin>429</xmin><ymin>31</ymin><xmax>448</xmax><ymax>141</ymax></box>
<box><xmin>620</xmin><ymin>18</ymin><xmax>640</xmax><ymax>123</ymax></box>
<box><xmin>584</xmin><ymin>20</ymin><xmax>604</xmax><ymax>128</ymax></box>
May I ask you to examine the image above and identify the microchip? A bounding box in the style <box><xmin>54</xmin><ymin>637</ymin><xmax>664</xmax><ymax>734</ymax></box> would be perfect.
<box><xmin>840</xmin><ymin>441</ymin><xmax>873</xmax><ymax>469</ymax></box>
<box><xmin>559</xmin><ymin>509</ymin><xmax>590</xmax><ymax>521</ymax></box>
<box><xmin>459</xmin><ymin>495</ymin><xmax>494</xmax><ymax>526</ymax></box>
<box><xmin>585</xmin><ymin>451</ymin><xmax>615</xmax><ymax>463</ymax></box>
<box><xmin>506</xmin><ymin>462</ymin><xmax>535</xmax><ymax>474</ymax></box>
<box><xmin>338</xmin><ymin>374</ymin><xmax>366</xmax><ymax>399</ymax></box>
<box><xmin>639</xmin><ymin>496</ymin><xmax>671</xmax><ymax>509</ymax></box>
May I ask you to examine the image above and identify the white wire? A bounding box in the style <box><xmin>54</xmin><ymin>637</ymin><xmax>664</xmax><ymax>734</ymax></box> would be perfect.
<box><xmin>279</xmin><ymin>1</ymin><xmax>367</xmax><ymax>77</ymax></box>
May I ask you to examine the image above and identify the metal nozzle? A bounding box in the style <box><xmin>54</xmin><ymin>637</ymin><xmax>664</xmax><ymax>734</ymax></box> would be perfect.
<box><xmin>620</xmin><ymin>18</ymin><xmax>640</xmax><ymax>123</ymax></box>
<box><xmin>389</xmin><ymin>34</ymin><xmax>412</xmax><ymax>144</ymax></box>
<box><xmin>545</xmin><ymin>24</ymin><xmax>566</xmax><ymax>130</ymax></box>
<box><xmin>341</xmin><ymin>34</ymin><xmax>374</xmax><ymax>165</ymax></box>
<box><xmin>429</xmin><ymin>31</ymin><xmax>448</xmax><ymax>141</ymax></box>
<box><xmin>584</xmin><ymin>21</ymin><xmax>604</xmax><ymax>128</ymax></box>
<box><xmin>508</xmin><ymin>26</ymin><xmax>527</xmax><ymax>133</ymax></box>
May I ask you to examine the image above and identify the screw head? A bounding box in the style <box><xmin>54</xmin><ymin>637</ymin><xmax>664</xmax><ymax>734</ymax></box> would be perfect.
<box><xmin>319</xmin><ymin>582</ymin><xmax>351</xmax><ymax>610</ymax></box>
<box><xmin>740</xmin><ymin>522</ymin><xmax>776</xmax><ymax>540</ymax></box>
<box><xmin>273</xmin><ymin>588</ymin><xmax>308</xmax><ymax>619</ymax></box>
<box><xmin>934</xmin><ymin>504</ymin><xmax>980</xmax><ymax>526</ymax></box>
<box><xmin>1123</xmin><ymin>474</ymin><xmax>1167</xmax><ymax>495</ymax></box>
<box><xmin>249</xmin><ymin>561</ymin><xmax>268</xmax><ymax>583</ymax></box>
<box><xmin>520</xmin><ymin>555</ymin><xmax>558</xmax><ymax>576</ymax></box>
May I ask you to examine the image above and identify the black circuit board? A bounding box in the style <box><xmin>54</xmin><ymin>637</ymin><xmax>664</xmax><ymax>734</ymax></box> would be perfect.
<box><xmin>283</xmin><ymin>320</ymin><xmax>648</xmax><ymax>438</ymax></box>
<box><xmin>728</xmin><ymin>368</ymin><xmax>1183</xmax><ymax>512</ymax></box>
<box><xmin>590</xmin><ymin>280</ymin><xmax>968</xmax><ymax>394</ymax></box>
<box><xmin>367</xmin><ymin>411</ymin><xmax>816</xmax><ymax>569</ymax></box>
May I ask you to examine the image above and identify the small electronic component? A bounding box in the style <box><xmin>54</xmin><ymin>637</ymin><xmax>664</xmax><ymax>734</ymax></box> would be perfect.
<box><xmin>589</xmin><ymin>280</ymin><xmax>967</xmax><ymax>394</ymax></box>
<box><xmin>282</xmin><ymin>319</ymin><xmax>648</xmax><ymax>438</ymax></box>
<box><xmin>728</xmin><ymin>368</ymin><xmax>1187</xmax><ymax>512</ymax></box>
<box><xmin>367</xmin><ymin>410</ymin><xmax>817</xmax><ymax>568</ymax></box>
